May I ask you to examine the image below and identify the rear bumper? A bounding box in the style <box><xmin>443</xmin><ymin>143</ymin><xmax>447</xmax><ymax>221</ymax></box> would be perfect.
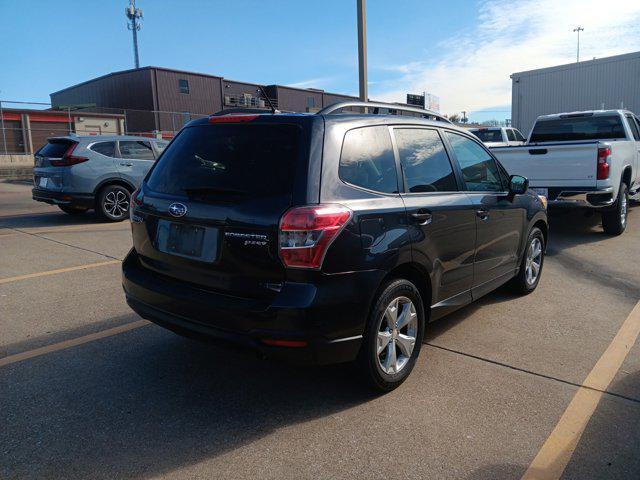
<box><xmin>547</xmin><ymin>187</ymin><xmax>615</xmax><ymax>208</ymax></box>
<box><xmin>32</xmin><ymin>188</ymin><xmax>94</xmax><ymax>209</ymax></box>
<box><xmin>122</xmin><ymin>249</ymin><xmax>384</xmax><ymax>365</ymax></box>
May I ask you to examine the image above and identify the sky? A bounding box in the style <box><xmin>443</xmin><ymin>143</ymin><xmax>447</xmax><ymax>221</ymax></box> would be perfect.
<box><xmin>1</xmin><ymin>0</ymin><xmax>640</xmax><ymax>123</ymax></box>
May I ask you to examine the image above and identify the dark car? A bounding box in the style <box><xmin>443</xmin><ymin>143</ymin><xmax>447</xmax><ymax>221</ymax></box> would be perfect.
<box><xmin>122</xmin><ymin>102</ymin><xmax>548</xmax><ymax>391</ymax></box>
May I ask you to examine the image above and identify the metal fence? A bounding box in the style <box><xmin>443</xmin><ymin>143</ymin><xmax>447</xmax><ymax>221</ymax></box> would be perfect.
<box><xmin>0</xmin><ymin>100</ymin><xmax>219</xmax><ymax>155</ymax></box>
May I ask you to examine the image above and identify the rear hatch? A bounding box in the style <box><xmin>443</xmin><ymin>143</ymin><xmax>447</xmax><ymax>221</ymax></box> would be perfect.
<box><xmin>132</xmin><ymin>116</ymin><xmax>314</xmax><ymax>300</ymax></box>
<box><xmin>33</xmin><ymin>138</ymin><xmax>77</xmax><ymax>190</ymax></box>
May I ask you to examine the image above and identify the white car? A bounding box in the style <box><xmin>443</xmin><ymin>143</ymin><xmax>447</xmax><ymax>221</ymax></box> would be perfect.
<box><xmin>493</xmin><ymin>110</ymin><xmax>640</xmax><ymax>235</ymax></box>
<box><xmin>469</xmin><ymin>127</ymin><xmax>526</xmax><ymax>148</ymax></box>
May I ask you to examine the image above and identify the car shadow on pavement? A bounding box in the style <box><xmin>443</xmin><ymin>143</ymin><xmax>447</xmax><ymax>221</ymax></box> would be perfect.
<box><xmin>424</xmin><ymin>287</ymin><xmax>519</xmax><ymax>343</ymax></box>
<box><xmin>0</xmin><ymin>327</ymin><xmax>379</xmax><ymax>479</ymax></box>
<box><xmin>0</xmin><ymin>211</ymin><xmax>118</xmax><ymax>230</ymax></box>
<box><xmin>463</xmin><ymin>371</ymin><xmax>640</xmax><ymax>480</ymax></box>
<box><xmin>545</xmin><ymin>203</ymin><xmax>638</xmax><ymax>257</ymax></box>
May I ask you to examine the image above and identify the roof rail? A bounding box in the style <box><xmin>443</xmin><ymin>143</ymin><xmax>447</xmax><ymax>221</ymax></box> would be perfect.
<box><xmin>317</xmin><ymin>101</ymin><xmax>452</xmax><ymax>123</ymax></box>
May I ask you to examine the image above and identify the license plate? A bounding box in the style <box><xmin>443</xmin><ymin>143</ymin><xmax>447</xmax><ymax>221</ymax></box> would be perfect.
<box><xmin>39</xmin><ymin>177</ymin><xmax>48</xmax><ymax>188</ymax></box>
<box><xmin>530</xmin><ymin>187</ymin><xmax>548</xmax><ymax>197</ymax></box>
<box><xmin>155</xmin><ymin>220</ymin><xmax>218</xmax><ymax>261</ymax></box>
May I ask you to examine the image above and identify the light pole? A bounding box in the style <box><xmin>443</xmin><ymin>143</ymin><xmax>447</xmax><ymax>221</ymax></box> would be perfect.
<box><xmin>573</xmin><ymin>26</ymin><xmax>584</xmax><ymax>62</ymax></box>
<box><xmin>356</xmin><ymin>0</ymin><xmax>368</xmax><ymax>104</ymax></box>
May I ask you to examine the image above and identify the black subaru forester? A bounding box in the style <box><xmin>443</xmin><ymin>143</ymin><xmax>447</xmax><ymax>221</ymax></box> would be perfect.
<box><xmin>123</xmin><ymin>102</ymin><xmax>548</xmax><ymax>391</ymax></box>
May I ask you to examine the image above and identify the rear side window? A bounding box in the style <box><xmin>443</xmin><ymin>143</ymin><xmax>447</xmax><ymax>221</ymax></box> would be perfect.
<box><xmin>146</xmin><ymin>124</ymin><xmax>299</xmax><ymax>198</ymax></box>
<box><xmin>394</xmin><ymin>128</ymin><xmax>457</xmax><ymax>192</ymax></box>
<box><xmin>339</xmin><ymin>126</ymin><xmax>398</xmax><ymax>194</ymax></box>
<box><xmin>119</xmin><ymin>141</ymin><xmax>155</xmax><ymax>160</ymax></box>
<box><xmin>506</xmin><ymin>129</ymin><xmax>516</xmax><ymax>141</ymax></box>
<box><xmin>530</xmin><ymin>115</ymin><xmax>626</xmax><ymax>142</ymax></box>
<box><xmin>471</xmin><ymin>129</ymin><xmax>503</xmax><ymax>143</ymax></box>
<box><xmin>625</xmin><ymin>115</ymin><xmax>640</xmax><ymax>140</ymax></box>
<box><xmin>155</xmin><ymin>141</ymin><xmax>169</xmax><ymax>152</ymax></box>
<box><xmin>37</xmin><ymin>140</ymin><xmax>73</xmax><ymax>158</ymax></box>
<box><xmin>90</xmin><ymin>141</ymin><xmax>116</xmax><ymax>157</ymax></box>
<box><xmin>445</xmin><ymin>132</ymin><xmax>503</xmax><ymax>192</ymax></box>
<box><xmin>514</xmin><ymin>129</ymin><xmax>526</xmax><ymax>141</ymax></box>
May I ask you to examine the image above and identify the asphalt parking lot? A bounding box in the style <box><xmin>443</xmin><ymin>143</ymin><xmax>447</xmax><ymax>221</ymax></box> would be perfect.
<box><xmin>2</xmin><ymin>179</ymin><xmax>640</xmax><ymax>480</ymax></box>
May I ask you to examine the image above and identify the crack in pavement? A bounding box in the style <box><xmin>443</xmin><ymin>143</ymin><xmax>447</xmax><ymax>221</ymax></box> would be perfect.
<box><xmin>10</xmin><ymin>227</ymin><xmax>122</xmax><ymax>261</ymax></box>
<box><xmin>426</xmin><ymin>342</ymin><xmax>640</xmax><ymax>406</ymax></box>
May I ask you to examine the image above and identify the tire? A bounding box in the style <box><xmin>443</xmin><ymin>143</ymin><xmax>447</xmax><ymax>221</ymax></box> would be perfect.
<box><xmin>510</xmin><ymin>226</ymin><xmax>545</xmax><ymax>295</ymax></box>
<box><xmin>602</xmin><ymin>183</ymin><xmax>628</xmax><ymax>236</ymax></box>
<box><xmin>96</xmin><ymin>184</ymin><xmax>131</xmax><ymax>222</ymax></box>
<box><xmin>58</xmin><ymin>205</ymin><xmax>89</xmax><ymax>215</ymax></box>
<box><xmin>357</xmin><ymin>279</ymin><xmax>426</xmax><ymax>392</ymax></box>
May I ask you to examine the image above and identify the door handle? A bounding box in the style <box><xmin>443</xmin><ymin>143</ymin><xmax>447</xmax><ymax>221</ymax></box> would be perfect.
<box><xmin>120</xmin><ymin>162</ymin><xmax>133</xmax><ymax>167</ymax></box>
<box><xmin>410</xmin><ymin>210</ymin><xmax>433</xmax><ymax>225</ymax></box>
<box><xmin>476</xmin><ymin>208</ymin><xmax>490</xmax><ymax>220</ymax></box>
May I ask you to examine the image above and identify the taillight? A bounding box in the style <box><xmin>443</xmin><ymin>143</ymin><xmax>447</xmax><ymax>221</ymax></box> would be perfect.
<box><xmin>208</xmin><ymin>115</ymin><xmax>259</xmax><ymax>123</ymax></box>
<box><xmin>597</xmin><ymin>146</ymin><xmax>611</xmax><ymax>180</ymax></box>
<box><xmin>50</xmin><ymin>143</ymin><xmax>88</xmax><ymax>166</ymax></box>
<box><xmin>279</xmin><ymin>204</ymin><xmax>352</xmax><ymax>269</ymax></box>
<box><xmin>132</xmin><ymin>188</ymin><xmax>144</xmax><ymax>207</ymax></box>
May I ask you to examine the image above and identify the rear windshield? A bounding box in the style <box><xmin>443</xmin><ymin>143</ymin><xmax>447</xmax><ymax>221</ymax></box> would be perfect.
<box><xmin>37</xmin><ymin>140</ymin><xmax>74</xmax><ymax>158</ymax></box>
<box><xmin>146</xmin><ymin>124</ymin><xmax>300</xmax><ymax>198</ymax></box>
<box><xmin>530</xmin><ymin>115</ymin><xmax>626</xmax><ymax>142</ymax></box>
<box><xmin>471</xmin><ymin>129</ymin><xmax>503</xmax><ymax>143</ymax></box>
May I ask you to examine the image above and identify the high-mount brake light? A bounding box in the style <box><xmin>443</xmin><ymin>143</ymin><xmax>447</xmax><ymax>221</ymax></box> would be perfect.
<box><xmin>279</xmin><ymin>204</ymin><xmax>352</xmax><ymax>269</ymax></box>
<box><xmin>50</xmin><ymin>142</ymin><xmax>88</xmax><ymax>166</ymax></box>
<box><xmin>597</xmin><ymin>146</ymin><xmax>611</xmax><ymax>180</ymax></box>
<box><xmin>208</xmin><ymin>115</ymin><xmax>259</xmax><ymax>124</ymax></box>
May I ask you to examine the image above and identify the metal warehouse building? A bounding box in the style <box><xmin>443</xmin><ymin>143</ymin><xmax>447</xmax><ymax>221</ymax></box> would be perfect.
<box><xmin>511</xmin><ymin>51</ymin><xmax>640</xmax><ymax>135</ymax></box>
<box><xmin>50</xmin><ymin>67</ymin><xmax>358</xmax><ymax>135</ymax></box>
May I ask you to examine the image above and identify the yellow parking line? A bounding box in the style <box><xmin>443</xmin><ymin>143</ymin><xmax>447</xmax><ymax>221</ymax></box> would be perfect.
<box><xmin>0</xmin><ymin>260</ymin><xmax>121</xmax><ymax>285</ymax></box>
<box><xmin>0</xmin><ymin>320</ymin><xmax>149</xmax><ymax>367</ymax></box>
<box><xmin>521</xmin><ymin>300</ymin><xmax>640</xmax><ymax>480</ymax></box>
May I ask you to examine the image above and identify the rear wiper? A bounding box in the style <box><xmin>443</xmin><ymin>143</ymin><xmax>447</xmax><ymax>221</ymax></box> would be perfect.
<box><xmin>183</xmin><ymin>186</ymin><xmax>247</xmax><ymax>196</ymax></box>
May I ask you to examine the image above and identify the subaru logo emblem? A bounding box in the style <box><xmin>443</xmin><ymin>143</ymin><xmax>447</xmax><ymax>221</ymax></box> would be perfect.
<box><xmin>168</xmin><ymin>202</ymin><xmax>187</xmax><ymax>217</ymax></box>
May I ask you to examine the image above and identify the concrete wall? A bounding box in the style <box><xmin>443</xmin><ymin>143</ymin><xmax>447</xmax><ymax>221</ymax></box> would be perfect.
<box><xmin>0</xmin><ymin>154</ymin><xmax>34</xmax><ymax>179</ymax></box>
<box><xmin>511</xmin><ymin>51</ymin><xmax>640</xmax><ymax>135</ymax></box>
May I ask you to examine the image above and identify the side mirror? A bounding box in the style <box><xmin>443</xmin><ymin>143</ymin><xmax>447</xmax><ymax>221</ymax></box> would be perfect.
<box><xmin>509</xmin><ymin>175</ymin><xmax>529</xmax><ymax>195</ymax></box>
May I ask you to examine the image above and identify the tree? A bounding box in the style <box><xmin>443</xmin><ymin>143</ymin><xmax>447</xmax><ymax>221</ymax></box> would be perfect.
<box><xmin>447</xmin><ymin>113</ymin><xmax>460</xmax><ymax>123</ymax></box>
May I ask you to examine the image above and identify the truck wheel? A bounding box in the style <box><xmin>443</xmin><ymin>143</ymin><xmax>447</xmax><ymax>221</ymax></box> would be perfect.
<box><xmin>96</xmin><ymin>185</ymin><xmax>130</xmax><ymax>222</ymax></box>
<box><xmin>510</xmin><ymin>227</ymin><xmax>545</xmax><ymax>294</ymax></box>
<box><xmin>357</xmin><ymin>279</ymin><xmax>425</xmax><ymax>392</ymax></box>
<box><xmin>602</xmin><ymin>183</ymin><xmax>628</xmax><ymax>236</ymax></box>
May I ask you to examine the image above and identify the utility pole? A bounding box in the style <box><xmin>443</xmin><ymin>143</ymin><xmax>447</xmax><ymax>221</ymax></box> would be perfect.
<box><xmin>461</xmin><ymin>111</ymin><xmax>467</xmax><ymax>123</ymax></box>
<box><xmin>573</xmin><ymin>26</ymin><xmax>583</xmax><ymax>62</ymax></box>
<box><xmin>356</xmin><ymin>0</ymin><xmax>368</xmax><ymax>104</ymax></box>
<box><xmin>125</xmin><ymin>0</ymin><xmax>143</xmax><ymax>69</ymax></box>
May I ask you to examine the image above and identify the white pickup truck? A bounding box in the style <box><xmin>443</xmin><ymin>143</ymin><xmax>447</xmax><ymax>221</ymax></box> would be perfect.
<box><xmin>493</xmin><ymin>110</ymin><xmax>640</xmax><ymax>235</ymax></box>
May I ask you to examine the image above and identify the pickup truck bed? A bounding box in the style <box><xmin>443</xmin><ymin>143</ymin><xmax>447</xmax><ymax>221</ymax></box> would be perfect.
<box><xmin>493</xmin><ymin>140</ymin><xmax>619</xmax><ymax>207</ymax></box>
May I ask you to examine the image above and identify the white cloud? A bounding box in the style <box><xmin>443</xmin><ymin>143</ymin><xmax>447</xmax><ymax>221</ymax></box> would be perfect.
<box><xmin>372</xmin><ymin>0</ymin><xmax>640</xmax><ymax>116</ymax></box>
<box><xmin>288</xmin><ymin>76</ymin><xmax>337</xmax><ymax>89</ymax></box>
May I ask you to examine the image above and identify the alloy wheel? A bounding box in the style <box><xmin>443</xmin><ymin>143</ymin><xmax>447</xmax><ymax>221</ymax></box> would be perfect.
<box><xmin>525</xmin><ymin>237</ymin><xmax>543</xmax><ymax>285</ymax></box>
<box><xmin>103</xmin><ymin>189</ymin><xmax>129</xmax><ymax>219</ymax></box>
<box><xmin>376</xmin><ymin>296</ymin><xmax>418</xmax><ymax>375</ymax></box>
<box><xmin>620</xmin><ymin>193</ymin><xmax>628</xmax><ymax>227</ymax></box>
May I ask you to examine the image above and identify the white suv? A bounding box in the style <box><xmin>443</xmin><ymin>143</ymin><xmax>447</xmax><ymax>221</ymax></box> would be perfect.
<box><xmin>469</xmin><ymin>127</ymin><xmax>526</xmax><ymax>148</ymax></box>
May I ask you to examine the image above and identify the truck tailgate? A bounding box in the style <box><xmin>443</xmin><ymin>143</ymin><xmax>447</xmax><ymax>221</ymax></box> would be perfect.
<box><xmin>493</xmin><ymin>142</ymin><xmax>598</xmax><ymax>187</ymax></box>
